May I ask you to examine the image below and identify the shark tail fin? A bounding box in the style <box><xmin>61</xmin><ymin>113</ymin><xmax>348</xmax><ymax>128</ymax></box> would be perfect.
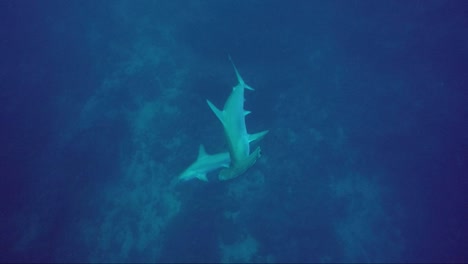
<box><xmin>228</xmin><ymin>55</ymin><xmax>254</xmax><ymax>91</ymax></box>
<box><xmin>206</xmin><ymin>99</ymin><xmax>225</xmax><ymax>126</ymax></box>
<box><xmin>248</xmin><ymin>130</ymin><xmax>269</xmax><ymax>143</ymax></box>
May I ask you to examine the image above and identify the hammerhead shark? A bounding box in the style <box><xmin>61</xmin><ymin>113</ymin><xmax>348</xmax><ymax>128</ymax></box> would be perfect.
<box><xmin>178</xmin><ymin>145</ymin><xmax>230</xmax><ymax>182</ymax></box>
<box><xmin>207</xmin><ymin>57</ymin><xmax>269</xmax><ymax>180</ymax></box>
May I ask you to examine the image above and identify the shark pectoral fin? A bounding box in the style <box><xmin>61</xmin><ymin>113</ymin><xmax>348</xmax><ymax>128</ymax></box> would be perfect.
<box><xmin>206</xmin><ymin>99</ymin><xmax>225</xmax><ymax>125</ymax></box>
<box><xmin>248</xmin><ymin>130</ymin><xmax>269</xmax><ymax>143</ymax></box>
<box><xmin>196</xmin><ymin>173</ymin><xmax>209</xmax><ymax>182</ymax></box>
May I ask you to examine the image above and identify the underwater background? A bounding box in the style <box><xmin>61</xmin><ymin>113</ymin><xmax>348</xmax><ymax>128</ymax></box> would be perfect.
<box><xmin>1</xmin><ymin>0</ymin><xmax>466</xmax><ymax>262</ymax></box>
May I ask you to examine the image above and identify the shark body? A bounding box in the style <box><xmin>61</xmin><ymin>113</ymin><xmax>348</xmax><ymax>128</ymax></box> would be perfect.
<box><xmin>178</xmin><ymin>145</ymin><xmax>230</xmax><ymax>182</ymax></box>
<box><xmin>207</xmin><ymin>57</ymin><xmax>269</xmax><ymax>181</ymax></box>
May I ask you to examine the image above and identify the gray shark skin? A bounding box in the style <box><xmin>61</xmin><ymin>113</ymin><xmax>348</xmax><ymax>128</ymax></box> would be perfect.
<box><xmin>218</xmin><ymin>146</ymin><xmax>262</xmax><ymax>181</ymax></box>
<box><xmin>178</xmin><ymin>145</ymin><xmax>230</xmax><ymax>182</ymax></box>
<box><xmin>207</xmin><ymin>57</ymin><xmax>269</xmax><ymax>181</ymax></box>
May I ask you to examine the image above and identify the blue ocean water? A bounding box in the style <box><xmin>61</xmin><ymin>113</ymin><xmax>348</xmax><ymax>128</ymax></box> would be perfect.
<box><xmin>0</xmin><ymin>0</ymin><xmax>466</xmax><ymax>262</ymax></box>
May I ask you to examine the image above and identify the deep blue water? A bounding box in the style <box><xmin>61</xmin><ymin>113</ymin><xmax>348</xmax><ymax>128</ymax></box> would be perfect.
<box><xmin>1</xmin><ymin>0</ymin><xmax>467</xmax><ymax>262</ymax></box>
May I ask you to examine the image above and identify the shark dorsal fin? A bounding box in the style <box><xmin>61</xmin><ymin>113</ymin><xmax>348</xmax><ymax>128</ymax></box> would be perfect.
<box><xmin>198</xmin><ymin>144</ymin><xmax>207</xmax><ymax>158</ymax></box>
<box><xmin>228</xmin><ymin>55</ymin><xmax>254</xmax><ymax>91</ymax></box>
<box><xmin>248</xmin><ymin>130</ymin><xmax>269</xmax><ymax>143</ymax></box>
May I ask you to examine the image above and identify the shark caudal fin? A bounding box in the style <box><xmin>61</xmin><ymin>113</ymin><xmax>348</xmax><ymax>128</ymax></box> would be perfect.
<box><xmin>228</xmin><ymin>55</ymin><xmax>254</xmax><ymax>91</ymax></box>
